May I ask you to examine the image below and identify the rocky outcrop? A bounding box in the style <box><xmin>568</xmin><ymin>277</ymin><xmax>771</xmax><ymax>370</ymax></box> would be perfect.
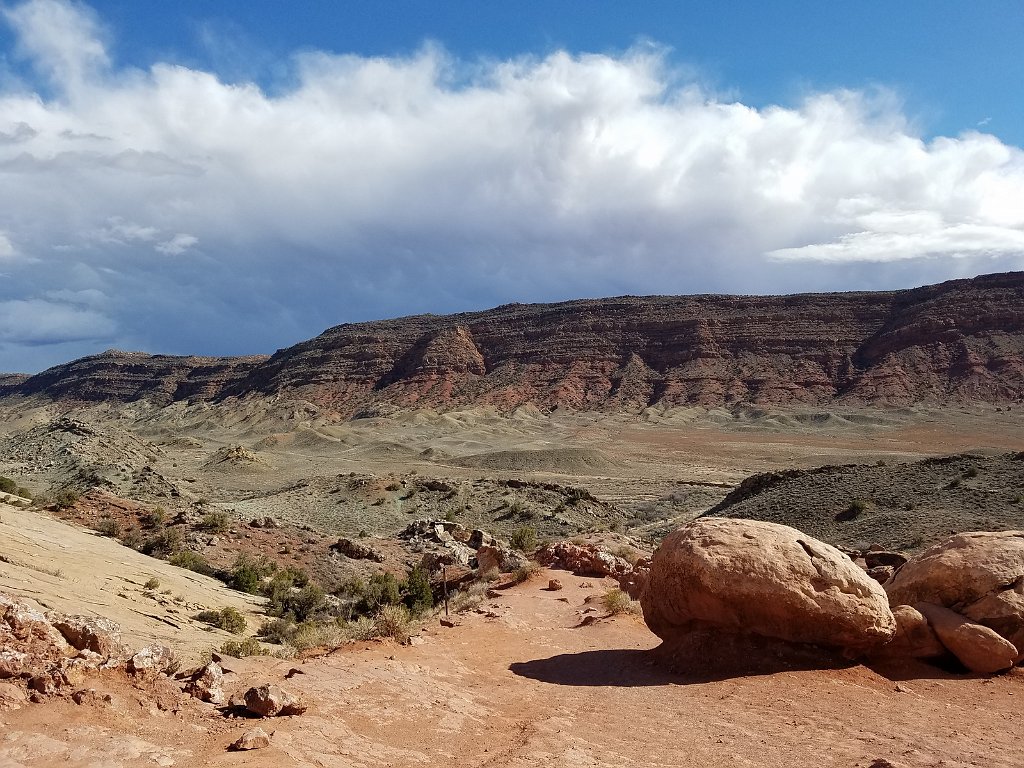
<box><xmin>535</xmin><ymin>542</ymin><xmax>634</xmax><ymax>580</ymax></box>
<box><xmin>0</xmin><ymin>350</ymin><xmax>266</xmax><ymax>404</ymax></box>
<box><xmin>4</xmin><ymin>272</ymin><xmax>1023</xmax><ymax>412</ymax></box>
<box><xmin>476</xmin><ymin>544</ymin><xmax>527</xmax><ymax>574</ymax></box>
<box><xmin>885</xmin><ymin>531</ymin><xmax>1024</xmax><ymax>659</ymax></box>
<box><xmin>641</xmin><ymin>518</ymin><xmax>896</xmax><ymax>656</ymax></box>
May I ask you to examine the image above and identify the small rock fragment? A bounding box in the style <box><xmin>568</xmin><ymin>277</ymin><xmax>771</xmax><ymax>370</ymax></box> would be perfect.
<box><xmin>547</xmin><ymin>579</ymin><xmax>563</xmax><ymax>591</ymax></box>
<box><xmin>231</xmin><ymin>728</ymin><xmax>271</xmax><ymax>751</ymax></box>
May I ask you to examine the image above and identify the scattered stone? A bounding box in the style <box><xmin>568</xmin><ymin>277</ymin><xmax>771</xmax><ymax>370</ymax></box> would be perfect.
<box><xmin>0</xmin><ymin>682</ymin><xmax>26</xmax><ymax>711</ymax></box>
<box><xmin>885</xmin><ymin>531</ymin><xmax>1024</xmax><ymax>661</ymax></box>
<box><xmin>439</xmin><ymin>617</ymin><xmax>459</xmax><ymax>628</ymax></box>
<box><xmin>50</xmin><ymin>615</ymin><xmax>127</xmax><ymax>659</ymax></box>
<box><xmin>71</xmin><ymin>688</ymin><xmax>112</xmax><ymax>706</ymax></box>
<box><xmin>284</xmin><ymin>667</ymin><xmax>305</xmax><ymax>679</ymax></box>
<box><xmin>231</xmin><ymin>728</ymin><xmax>272</xmax><ymax>751</ymax></box>
<box><xmin>535</xmin><ymin>541</ymin><xmax>633</xmax><ymax>579</ymax></box>
<box><xmin>331</xmin><ymin>537</ymin><xmax>384</xmax><ymax>562</ymax></box>
<box><xmin>641</xmin><ymin>518</ymin><xmax>896</xmax><ymax>656</ymax></box>
<box><xmin>916</xmin><ymin>602</ymin><xmax>1018</xmax><ymax>674</ymax></box>
<box><xmin>547</xmin><ymin>579</ymin><xmax>564</xmax><ymax>591</ymax></box>
<box><xmin>128</xmin><ymin>645</ymin><xmax>177</xmax><ymax>676</ymax></box>
<box><xmin>476</xmin><ymin>544</ymin><xmax>527</xmax><ymax>574</ymax></box>
<box><xmin>250</xmin><ymin>516</ymin><xmax>279</xmax><ymax>529</ymax></box>
<box><xmin>864</xmin><ymin>550</ymin><xmax>908</xmax><ymax>569</ymax></box>
<box><xmin>0</xmin><ymin>649</ymin><xmax>27</xmax><ymax>679</ymax></box>
<box><xmin>184</xmin><ymin>662</ymin><xmax>226</xmax><ymax>705</ymax></box>
<box><xmin>243</xmin><ymin>684</ymin><xmax>306</xmax><ymax>717</ymax></box>
<box><xmin>866</xmin><ymin>565</ymin><xmax>896</xmax><ymax>585</ymax></box>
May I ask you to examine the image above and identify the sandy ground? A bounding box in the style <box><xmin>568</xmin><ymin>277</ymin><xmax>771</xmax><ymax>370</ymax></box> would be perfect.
<box><xmin>0</xmin><ymin>503</ymin><xmax>265</xmax><ymax>663</ymax></box>
<box><xmin>1</xmin><ymin>565</ymin><xmax>1021</xmax><ymax>768</ymax></box>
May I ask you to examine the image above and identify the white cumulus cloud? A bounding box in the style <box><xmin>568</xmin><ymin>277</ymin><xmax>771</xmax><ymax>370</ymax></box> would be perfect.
<box><xmin>0</xmin><ymin>0</ymin><xmax>1022</xmax><ymax>373</ymax></box>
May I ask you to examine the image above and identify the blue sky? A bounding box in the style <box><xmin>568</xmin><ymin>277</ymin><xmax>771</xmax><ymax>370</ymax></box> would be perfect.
<box><xmin>0</xmin><ymin>0</ymin><xmax>1022</xmax><ymax>372</ymax></box>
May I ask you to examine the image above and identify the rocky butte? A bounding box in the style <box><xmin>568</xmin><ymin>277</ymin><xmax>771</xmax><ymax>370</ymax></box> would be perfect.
<box><xmin>2</xmin><ymin>271</ymin><xmax>1022</xmax><ymax>415</ymax></box>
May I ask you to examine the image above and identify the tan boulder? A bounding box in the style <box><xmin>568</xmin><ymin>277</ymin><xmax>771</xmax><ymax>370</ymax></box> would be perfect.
<box><xmin>915</xmin><ymin>602</ymin><xmax>1018</xmax><ymax>674</ymax></box>
<box><xmin>243</xmin><ymin>684</ymin><xmax>306</xmax><ymax>717</ymax></box>
<box><xmin>885</xmin><ymin>531</ymin><xmax>1024</xmax><ymax>660</ymax></box>
<box><xmin>641</xmin><ymin>518</ymin><xmax>896</xmax><ymax>655</ymax></box>
<box><xmin>876</xmin><ymin>605</ymin><xmax>945</xmax><ymax>659</ymax></box>
<box><xmin>476</xmin><ymin>544</ymin><xmax>527</xmax><ymax>574</ymax></box>
<box><xmin>185</xmin><ymin>661</ymin><xmax>226</xmax><ymax>705</ymax></box>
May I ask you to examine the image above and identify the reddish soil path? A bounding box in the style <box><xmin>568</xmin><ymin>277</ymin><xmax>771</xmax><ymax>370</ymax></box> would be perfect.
<box><xmin>2</xmin><ymin>569</ymin><xmax>1022</xmax><ymax>767</ymax></box>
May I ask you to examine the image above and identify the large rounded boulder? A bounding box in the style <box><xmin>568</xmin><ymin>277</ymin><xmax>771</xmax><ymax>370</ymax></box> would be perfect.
<box><xmin>885</xmin><ymin>530</ymin><xmax>1024</xmax><ymax>660</ymax></box>
<box><xmin>641</xmin><ymin>518</ymin><xmax>896</xmax><ymax>656</ymax></box>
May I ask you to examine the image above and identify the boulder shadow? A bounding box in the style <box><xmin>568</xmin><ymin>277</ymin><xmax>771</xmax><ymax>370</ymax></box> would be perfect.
<box><xmin>510</xmin><ymin>648</ymin><xmax>675</xmax><ymax>687</ymax></box>
<box><xmin>511</xmin><ymin>640</ymin><xmax>865</xmax><ymax>686</ymax></box>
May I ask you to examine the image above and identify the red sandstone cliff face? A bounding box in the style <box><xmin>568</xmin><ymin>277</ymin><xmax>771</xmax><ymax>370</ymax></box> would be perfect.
<box><xmin>0</xmin><ymin>351</ymin><xmax>268</xmax><ymax>406</ymax></box>
<box><xmin>4</xmin><ymin>273</ymin><xmax>1023</xmax><ymax>413</ymax></box>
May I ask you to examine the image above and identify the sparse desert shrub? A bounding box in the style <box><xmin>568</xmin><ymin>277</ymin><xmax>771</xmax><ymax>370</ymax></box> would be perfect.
<box><xmin>479</xmin><ymin>567</ymin><xmax>500</xmax><ymax>583</ymax></box>
<box><xmin>94</xmin><ymin>517</ymin><xmax>121</xmax><ymax>538</ymax></box>
<box><xmin>1012</xmin><ymin>494</ymin><xmax>1023</xmax><ymax>505</ymax></box>
<box><xmin>15</xmin><ymin>487</ymin><xmax>31</xmax><ymax>500</ymax></box>
<box><xmin>289</xmin><ymin>621</ymin><xmax>345</xmax><ymax>652</ymax></box>
<box><xmin>374</xmin><ymin>604</ymin><xmax>411</xmax><ymax>642</ymax></box>
<box><xmin>449</xmin><ymin>580</ymin><xmax>489</xmax><ymax>614</ymax></box>
<box><xmin>218</xmin><ymin>637</ymin><xmax>266</xmax><ymax>658</ymax></box>
<box><xmin>963</xmin><ymin>467</ymin><xmax>979</xmax><ymax>479</ymax></box>
<box><xmin>835</xmin><ymin>499</ymin><xmax>869</xmax><ymax>522</ymax></box>
<box><xmin>0</xmin><ymin>476</ymin><xmax>16</xmax><ymax>494</ymax></box>
<box><xmin>601</xmin><ymin>588</ymin><xmax>640</xmax><ymax>616</ymax></box>
<box><xmin>509</xmin><ymin>525</ymin><xmax>537</xmax><ymax>552</ymax></box>
<box><xmin>510</xmin><ymin>561</ymin><xmax>542</xmax><ymax>584</ymax></box>
<box><xmin>52</xmin><ymin>489</ymin><xmax>79</xmax><ymax>510</ymax></box>
<box><xmin>142</xmin><ymin>507</ymin><xmax>167</xmax><ymax>528</ymax></box>
<box><xmin>141</xmin><ymin>526</ymin><xmax>184</xmax><ymax>557</ymax></box>
<box><xmin>402</xmin><ymin>565</ymin><xmax>433</xmax><ymax>616</ymax></box>
<box><xmin>947</xmin><ymin>478</ymin><xmax>962</xmax><ymax>489</ymax></box>
<box><xmin>229</xmin><ymin>553</ymin><xmax>276</xmax><ymax>594</ymax></box>
<box><xmin>199</xmin><ymin>510</ymin><xmax>230</xmax><ymax>533</ymax></box>
<box><xmin>342</xmin><ymin>615</ymin><xmax>379</xmax><ymax>641</ymax></box>
<box><xmin>143</xmin><ymin>577</ymin><xmax>161</xmax><ymax>590</ymax></box>
<box><xmin>359</xmin><ymin>571</ymin><xmax>402</xmax><ymax>613</ymax></box>
<box><xmin>258</xmin><ymin>617</ymin><xmax>297</xmax><ymax>645</ymax></box>
<box><xmin>195</xmin><ymin>606</ymin><xmax>247</xmax><ymax>634</ymax></box>
<box><xmin>168</xmin><ymin>550</ymin><xmax>214</xmax><ymax>576</ymax></box>
<box><xmin>118</xmin><ymin>527</ymin><xmax>143</xmax><ymax>550</ymax></box>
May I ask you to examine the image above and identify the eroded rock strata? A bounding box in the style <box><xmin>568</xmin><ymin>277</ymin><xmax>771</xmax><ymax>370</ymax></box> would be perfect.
<box><xmin>3</xmin><ymin>272</ymin><xmax>1022</xmax><ymax>413</ymax></box>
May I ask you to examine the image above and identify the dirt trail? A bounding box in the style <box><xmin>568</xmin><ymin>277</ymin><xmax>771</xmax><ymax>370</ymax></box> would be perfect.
<box><xmin>2</xmin><ymin>567</ymin><xmax>1021</xmax><ymax>767</ymax></box>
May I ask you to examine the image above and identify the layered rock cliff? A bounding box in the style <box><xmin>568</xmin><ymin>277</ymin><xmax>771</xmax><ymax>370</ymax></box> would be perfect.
<box><xmin>3</xmin><ymin>272</ymin><xmax>1023</xmax><ymax>413</ymax></box>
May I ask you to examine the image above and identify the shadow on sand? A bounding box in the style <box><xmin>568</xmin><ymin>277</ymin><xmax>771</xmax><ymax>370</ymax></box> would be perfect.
<box><xmin>509</xmin><ymin>644</ymin><xmax>865</xmax><ymax>686</ymax></box>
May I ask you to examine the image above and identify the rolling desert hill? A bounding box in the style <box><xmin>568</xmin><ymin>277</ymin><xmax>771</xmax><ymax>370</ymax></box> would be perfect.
<box><xmin>2</xmin><ymin>272</ymin><xmax>1023</xmax><ymax>415</ymax></box>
